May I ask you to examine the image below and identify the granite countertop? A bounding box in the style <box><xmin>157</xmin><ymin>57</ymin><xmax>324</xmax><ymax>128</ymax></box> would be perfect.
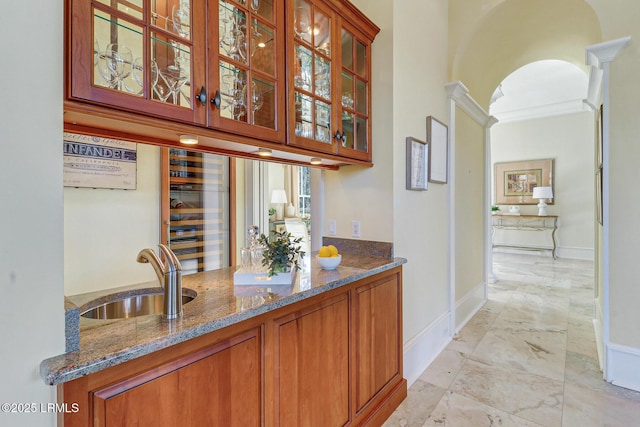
<box><xmin>40</xmin><ymin>252</ymin><xmax>406</xmax><ymax>386</ymax></box>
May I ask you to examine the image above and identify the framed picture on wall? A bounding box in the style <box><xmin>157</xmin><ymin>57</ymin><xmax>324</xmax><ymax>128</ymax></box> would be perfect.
<box><xmin>406</xmin><ymin>136</ymin><xmax>429</xmax><ymax>191</ymax></box>
<box><xmin>494</xmin><ymin>158</ymin><xmax>554</xmax><ymax>205</ymax></box>
<box><xmin>426</xmin><ymin>116</ymin><xmax>448</xmax><ymax>183</ymax></box>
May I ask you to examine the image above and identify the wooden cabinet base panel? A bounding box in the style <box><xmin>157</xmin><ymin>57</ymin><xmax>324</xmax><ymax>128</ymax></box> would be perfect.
<box><xmin>59</xmin><ymin>267</ymin><xmax>406</xmax><ymax>427</ymax></box>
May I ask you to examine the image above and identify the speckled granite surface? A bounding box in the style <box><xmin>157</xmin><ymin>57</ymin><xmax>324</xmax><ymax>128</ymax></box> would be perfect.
<box><xmin>41</xmin><ymin>252</ymin><xmax>406</xmax><ymax>386</ymax></box>
<box><xmin>322</xmin><ymin>237</ymin><xmax>393</xmax><ymax>258</ymax></box>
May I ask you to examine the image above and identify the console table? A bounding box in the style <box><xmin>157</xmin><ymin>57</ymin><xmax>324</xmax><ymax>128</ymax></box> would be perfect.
<box><xmin>491</xmin><ymin>214</ymin><xmax>558</xmax><ymax>259</ymax></box>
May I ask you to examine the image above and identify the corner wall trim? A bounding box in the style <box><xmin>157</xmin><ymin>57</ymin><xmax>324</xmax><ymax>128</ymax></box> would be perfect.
<box><xmin>606</xmin><ymin>342</ymin><xmax>640</xmax><ymax>392</ymax></box>
<box><xmin>403</xmin><ymin>311</ymin><xmax>451</xmax><ymax>387</ymax></box>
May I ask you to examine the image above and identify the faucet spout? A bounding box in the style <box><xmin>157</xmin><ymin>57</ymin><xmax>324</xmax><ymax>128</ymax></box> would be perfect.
<box><xmin>136</xmin><ymin>248</ymin><xmax>166</xmax><ymax>284</ymax></box>
<box><xmin>136</xmin><ymin>245</ymin><xmax>183</xmax><ymax>320</ymax></box>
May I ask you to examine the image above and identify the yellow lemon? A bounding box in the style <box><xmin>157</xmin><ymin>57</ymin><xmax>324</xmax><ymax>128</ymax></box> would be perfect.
<box><xmin>328</xmin><ymin>245</ymin><xmax>339</xmax><ymax>257</ymax></box>
<box><xmin>318</xmin><ymin>246</ymin><xmax>331</xmax><ymax>257</ymax></box>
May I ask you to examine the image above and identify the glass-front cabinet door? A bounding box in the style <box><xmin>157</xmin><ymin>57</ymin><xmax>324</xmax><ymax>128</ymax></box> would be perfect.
<box><xmin>69</xmin><ymin>0</ymin><xmax>207</xmax><ymax>123</ymax></box>
<box><xmin>286</xmin><ymin>0</ymin><xmax>337</xmax><ymax>155</ymax></box>
<box><xmin>336</xmin><ymin>21</ymin><xmax>371</xmax><ymax>162</ymax></box>
<box><xmin>209</xmin><ymin>0</ymin><xmax>285</xmax><ymax>143</ymax></box>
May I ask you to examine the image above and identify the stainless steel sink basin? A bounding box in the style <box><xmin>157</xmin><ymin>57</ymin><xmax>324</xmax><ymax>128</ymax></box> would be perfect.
<box><xmin>81</xmin><ymin>289</ymin><xmax>197</xmax><ymax>320</ymax></box>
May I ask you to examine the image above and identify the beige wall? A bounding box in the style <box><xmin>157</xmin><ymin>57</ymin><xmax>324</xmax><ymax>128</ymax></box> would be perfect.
<box><xmin>64</xmin><ymin>144</ymin><xmax>161</xmax><ymax>294</ymax></box>
<box><xmin>324</xmin><ymin>0</ymin><xmax>394</xmax><ymax>244</ymax></box>
<box><xmin>454</xmin><ymin>108</ymin><xmax>485</xmax><ymax>299</ymax></box>
<box><xmin>0</xmin><ymin>1</ymin><xmax>64</xmax><ymax>425</ymax></box>
<box><xmin>491</xmin><ymin>112</ymin><xmax>595</xmax><ymax>259</ymax></box>
<box><xmin>449</xmin><ymin>0</ymin><xmax>601</xmax><ymax>105</ymax></box>
<box><xmin>586</xmin><ymin>0</ymin><xmax>640</xmax><ymax>347</ymax></box>
<box><xmin>339</xmin><ymin>0</ymin><xmax>451</xmax><ymax>344</ymax></box>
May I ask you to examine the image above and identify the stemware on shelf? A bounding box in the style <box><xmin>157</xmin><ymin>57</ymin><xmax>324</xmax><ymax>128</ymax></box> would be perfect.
<box><xmin>245</xmin><ymin>80</ymin><xmax>264</xmax><ymax>123</ymax></box>
<box><xmin>172</xmin><ymin>3</ymin><xmax>190</xmax><ymax>39</ymax></box>
<box><xmin>104</xmin><ymin>44</ymin><xmax>133</xmax><ymax>91</ymax></box>
<box><xmin>131</xmin><ymin>57</ymin><xmax>159</xmax><ymax>96</ymax></box>
<box><xmin>294</xmin><ymin>5</ymin><xmax>311</xmax><ymax>38</ymax></box>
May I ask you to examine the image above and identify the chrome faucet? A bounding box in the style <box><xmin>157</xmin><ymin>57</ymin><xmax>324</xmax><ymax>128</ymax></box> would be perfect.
<box><xmin>136</xmin><ymin>244</ymin><xmax>183</xmax><ymax>320</ymax></box>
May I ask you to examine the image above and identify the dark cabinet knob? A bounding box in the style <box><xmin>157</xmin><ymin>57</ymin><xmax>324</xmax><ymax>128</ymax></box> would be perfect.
<box><xmin>211</xmin><ymin>90</ymin><xmax>221</xmax><ymax>109</ymax></box>
<box><xmin>196</xmin><ymin>86</ymin><xmax>207</xmax><ymax>106</ymax></box>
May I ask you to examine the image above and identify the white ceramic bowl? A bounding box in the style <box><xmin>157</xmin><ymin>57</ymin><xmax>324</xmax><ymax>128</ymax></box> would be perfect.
<box><xmin>316</xmin><ymin>254</ymin><xmax>342</xmax><ymax>270</ymax></box>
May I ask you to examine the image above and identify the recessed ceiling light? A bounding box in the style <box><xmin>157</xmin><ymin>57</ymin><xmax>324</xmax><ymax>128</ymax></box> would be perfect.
<box><xmin>179</xmin><ymin>134</ymin><xmax>198</xmax><ymax>145</ymax></box>
<box><xmin>257</xmin><ymin>148</ymin><xmax>272</xmax><ymax>157</ymax></box>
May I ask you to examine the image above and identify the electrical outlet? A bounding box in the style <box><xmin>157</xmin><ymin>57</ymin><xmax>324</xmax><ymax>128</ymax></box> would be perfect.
<box><xmin>328</xmin><ymin>220</ymin><xmax>337</xmax><ymax>236</ymax></box>
<box><xmin>351</xmin><ymin>220</ymin><xmax>361</xmax><ymax>238</ymax></box>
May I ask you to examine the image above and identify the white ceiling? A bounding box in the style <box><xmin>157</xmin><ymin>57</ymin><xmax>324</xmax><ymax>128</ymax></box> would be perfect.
<box><xmin>489</xmin><ymin>60</ymin><xmax>590</xmax><ymax>123</ymax></box>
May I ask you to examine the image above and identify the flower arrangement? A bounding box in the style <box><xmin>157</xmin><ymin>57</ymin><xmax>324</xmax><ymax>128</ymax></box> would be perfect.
<box><xmin>257</xmin><ymin>230</ymin><xmax>305</xmax><ymax>277</ymax></box>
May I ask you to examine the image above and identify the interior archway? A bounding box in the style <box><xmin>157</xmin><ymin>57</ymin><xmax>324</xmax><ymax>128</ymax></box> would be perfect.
<box><xmin>450</xmin><ymin>0</ymin><xmax>602</xmax><ymax>108</ymax></box>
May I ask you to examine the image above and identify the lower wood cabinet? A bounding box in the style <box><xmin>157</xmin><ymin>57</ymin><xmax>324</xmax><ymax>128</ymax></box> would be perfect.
<box><xmin>93</xmin><ymin>330</ymin><xmax>261</xmax><ymax>427</ymax></box>
<box><xmin>59</xmin><ymin>267</ymin><xmax>405</xmax><ymax>426</ymax></box>
<box><xmin>272</xmin><ymin>294</ymin><xmax>350</xmax><ymax>426</ymax></box>
<box><xmin>354</xmin><ymin>273</ymin><xmax>401</xmax><ymax>415</ymax></box>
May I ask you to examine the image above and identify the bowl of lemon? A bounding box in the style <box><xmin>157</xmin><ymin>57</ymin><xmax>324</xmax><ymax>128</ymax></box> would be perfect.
<box><xmin>316</xmin><ymin>245</ymin><xmax>341</xmax><ymax>270</ymax></box>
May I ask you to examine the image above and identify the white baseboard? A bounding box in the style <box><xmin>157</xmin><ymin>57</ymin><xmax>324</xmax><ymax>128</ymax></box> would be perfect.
<box><xmin>606</xmin><ymin>342</ymin><xmax>640</xmax><ymax>392</ymax></box>
<box><xmin>403</xmin><ymin>311</ymin><xmax>451</xmax><ymax>387</ymax></box>
<box><xmin>455</xmin><ymin>281</ymin><xmax>486</xmax><ymax>334</ymax></box>
<box><xmin>593</xmin><ymin>298</ymin><xmax>604</xmax><ymax>371</ymax></box>
<box><xmin>557</xmin><ymin>246</ymin><xmax>594</xmax><ymax>260</ymax></box>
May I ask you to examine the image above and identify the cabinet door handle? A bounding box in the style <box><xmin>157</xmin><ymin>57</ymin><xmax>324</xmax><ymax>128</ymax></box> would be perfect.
<box><xmin>333</xmin><ymin>130</ymin><xmax>342</xmax><ymax>141</ymax></box>
<box><xmin>211</xmin><ymin>90</ymin><xmax>221</xmax><ymax>109</ymax></box>
<box><xmin>196</xmin><ymin>86</ymin><xmax>207</xmax><ymax>106</ymax></box>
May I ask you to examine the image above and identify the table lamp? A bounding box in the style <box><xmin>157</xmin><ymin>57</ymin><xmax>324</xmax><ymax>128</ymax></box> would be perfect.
<box><xmin>271</xmin><ymin>189</ymin><xmax>288</xmax><ymax>220</ymax></box>
<box><xmin>532</xmin><ymin>186</ymin><xmax>553</xmax><ymax>216</ymax></box>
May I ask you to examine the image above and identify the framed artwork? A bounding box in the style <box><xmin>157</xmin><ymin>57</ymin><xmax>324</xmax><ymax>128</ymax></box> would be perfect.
<box><xmin>406</xmin><ymin>136</ymin><xmax>429</xmax><ymax>191</ymax></box>
<box><xmin>494</xmin><ymin>158</ymin><xmax>554</xmax><ymax>205</ymax></box>
<box><xmin>63</xmin><ymin>132</ymin><xmax>137</xmax><ymax>190</ymax></box>
<box><xmin>426</xmin><ymin>116</ymin><xmax>448</xmax><ymax>183</ymax></box>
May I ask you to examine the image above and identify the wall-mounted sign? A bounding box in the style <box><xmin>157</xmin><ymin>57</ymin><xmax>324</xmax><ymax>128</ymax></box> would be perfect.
<box><xmin>63</xmin><ymin>133</ymin><xmax>137</xmax><ymax>190</ymax></box>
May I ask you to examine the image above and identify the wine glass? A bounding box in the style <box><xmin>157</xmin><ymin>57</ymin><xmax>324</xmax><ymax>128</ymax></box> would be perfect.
<box><xmin>104</xmin><ymin>44</ymin><xmax>132</xmax><ymax>91</ymax></box>
<box><xmin>131</xmin><ymin>58</ymin><xmax>159</xmax><ymax>96</ymax></box>
<box><xmin>160</xmin><ymin>64</ymin><xmax>189</xmax><ymax>105</ymax></box>
<box><xmin>250</xmin><ymin>0</ymin><xmax>259</xmax><ymax>13</ymax></box>
<box><xmin>97</xmin><ymin>50</ymin><xmax>117</xmax><ymax>89</ymax></box>
<box><xmin>172</xmin><ymin>4</ymin><xmax>190</xmax><ymax>39</ymax></box>
<box><xmin>294</xmin><ymin>6</ymin><xmax>310</xmax><ymax>38</ymax></box>
<box><xmin>246</xmin><ymin>81</ymin><xmax>263</xmax><ymax>124</ymax></box>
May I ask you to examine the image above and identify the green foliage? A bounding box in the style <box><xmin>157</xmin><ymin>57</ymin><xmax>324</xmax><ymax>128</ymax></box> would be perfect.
<box><xmin>491</xmin><ymin>205</ymin><xmax>500</xmax><ymax>212</ymax></box>
<box><xmin>268</xmin><ymin>208</ymin><xmax>276</xmax><ymax>216</ymax></box>
<box><xmin>257</xmin><ymin>230</ymin><xmax>305</xmax><ymax>277</ymax></box>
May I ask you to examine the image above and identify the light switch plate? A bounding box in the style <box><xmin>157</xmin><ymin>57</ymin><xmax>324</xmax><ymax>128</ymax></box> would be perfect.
<box><xmin>328</xmin><ymin>220</ymin><xmax>336</xmax><ymax>236</ymax></box>
<box><xmin>351</xmin><ymin>220</ymin><xmax>361</xmax><ymax>238</ymax></box>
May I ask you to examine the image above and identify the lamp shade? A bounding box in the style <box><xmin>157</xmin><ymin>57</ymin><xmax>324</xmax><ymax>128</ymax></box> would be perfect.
<box><xmin>532</xmin><ymin>186</ymin><xmax>553</xmax><ymax>199</ymax></box>
<box><xmin>271</xmin><ymin>189</ymin><xmax>288</xmax><ymax>204</ymax></box>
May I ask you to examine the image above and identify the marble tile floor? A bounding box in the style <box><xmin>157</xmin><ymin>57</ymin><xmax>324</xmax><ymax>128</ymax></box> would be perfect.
<box><xmin>383</xmin><ymin>252</ymin><xmax>640</xmax><ymax>427</ymax></box>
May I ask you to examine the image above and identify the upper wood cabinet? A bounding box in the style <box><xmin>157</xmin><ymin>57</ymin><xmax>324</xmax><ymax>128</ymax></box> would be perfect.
<box><xmin>285</xmin><ymin>0</ymin><xmax>377</xmax><ymax>162</ymax></box>
<box><xmin>66</xmin><ymin>0</ymin><xmax>378</xmax><ymax>163</ymax></box>
<box><xmin>67</xmin><ymin>0</ymin><xmax>207</xmax><ymax>124</ymax></box>
<box><xmin>209</xmin><ymin>0</ymin><xmax>286</xmax><ymax>143</ymax></box>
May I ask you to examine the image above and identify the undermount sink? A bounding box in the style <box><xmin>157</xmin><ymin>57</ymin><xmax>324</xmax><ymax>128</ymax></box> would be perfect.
<box><xmin>81</xmin><ymin>288</ymin><xmax>197</xmax><ymax>320</ymax></box>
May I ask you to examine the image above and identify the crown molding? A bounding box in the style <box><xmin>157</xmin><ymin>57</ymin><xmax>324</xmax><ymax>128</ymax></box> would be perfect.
<box><xmin>445</xmin><ymin>81</ymin><xmax>498</xmax><ymax>128</ymax></box>
<box><xmin>492</xmin><ymin>99</ymin><xmax>591</xmax><ymax>124</ymax></box>
<box><xmin>585</xmin><ymin>36</ymin><xmax>631</xmax><ymax>69</ymax></box>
